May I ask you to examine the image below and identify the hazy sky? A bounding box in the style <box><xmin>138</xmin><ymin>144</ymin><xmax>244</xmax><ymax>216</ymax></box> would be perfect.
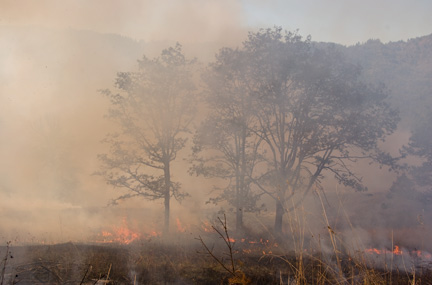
<box><xmin>1</xmin><ymin>0</ymin><xmax>431</xmax><ymax>45</ymax></box>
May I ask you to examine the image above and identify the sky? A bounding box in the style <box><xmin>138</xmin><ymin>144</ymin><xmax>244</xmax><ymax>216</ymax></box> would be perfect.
<box><xmin>1</xmin><ymin>0</ymin><xmax>431</xmax><ymax>45</ymax></box>
<box><xmin>0</xmin><ymin>0</ymin><xmax>431</xmax><ymax>242</ymax></box>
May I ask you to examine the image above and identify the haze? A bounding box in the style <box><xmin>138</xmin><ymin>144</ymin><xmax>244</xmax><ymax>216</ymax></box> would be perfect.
<box><xmin>0</xmin><ymin>1</ymin><xmax>431</xmax><ymax>243</ymax></box>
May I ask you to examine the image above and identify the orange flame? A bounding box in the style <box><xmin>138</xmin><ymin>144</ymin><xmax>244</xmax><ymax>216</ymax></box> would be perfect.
<box><xmin>201</xmin><ymin>220</ymin><xmax>214</xmax><ymax>233</ymax></box>
<box><xmin>365</xmin><ymin>246</ymin><xmax>403</xmax><ymax>255</ymax></box>
<box><xmin>393</xmin><ymin>245</ymin><xmax>402</xmax><ymax>255</ymax></box>
<box><xmin>365</xmin><ymin>248</ymin><xmax>383</xmax><ymax>255</ymax></box>
<box><xmin>97</xmin><ymin>217</ymin><xmax>140</xmax><ymax>244</ymax></box>
<box><xmin>176</xmin><ymin>218</ymin><xmax>187</xmax><ymax>233</ymax></box>
<box><xmin>147</xmin><ymin>230</ymin><xmax>161</xmax><ymax>237</ymax></box>
<box><xmin>365</xmin><ymin>245</ymin><xmax>432</xmax><ymax>259</ymax></box>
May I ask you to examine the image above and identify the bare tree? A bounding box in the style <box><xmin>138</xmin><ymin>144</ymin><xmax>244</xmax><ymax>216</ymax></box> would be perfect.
<box><xmin>97</xmin><ymin>44</ymin><xmax>196</xmax><ymax>233</ymax></box>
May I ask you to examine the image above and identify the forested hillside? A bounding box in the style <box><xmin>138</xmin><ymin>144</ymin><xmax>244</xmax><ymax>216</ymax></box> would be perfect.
<box><xmin>341</xmin><ymin>34</ymin><xmax>432</xmax><ymax>129</ymax></box>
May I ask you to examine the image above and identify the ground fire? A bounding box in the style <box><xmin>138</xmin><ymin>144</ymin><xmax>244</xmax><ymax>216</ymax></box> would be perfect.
<box><xmin>96</xmin><ymin>217</ymin><xmax>142</xmax><ymax>244</ymax></box>
<box><xmin>365</xmin><ymin>245</ymin><xmax>432</xmax><ymax>260</ymax></box>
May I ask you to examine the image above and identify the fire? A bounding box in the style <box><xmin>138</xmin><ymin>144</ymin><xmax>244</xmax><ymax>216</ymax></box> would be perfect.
<box><xmin>365</xmin><ymin>246</ymin><xmax>403</xmax><ymax>255</ymax></box>
<box><xmin>97</xmin><ymin>217</ymin><xmax>140</xmax><ymax>244</ymax></box>
<box><xmin>201</xmin><ymin>220</ymin><xmax>214</xmax><ymax>233</ymax></box>
<box><xmin>101</xmin><ymin>231</ymin><xmax>113</xmax><ymax>237</ymax></box>
<box><xmin>411</xmin><ymin>250</ymin><xmax>431</xmax><ymax>259</ymax></box>
<box><xmin>365</xmin><ymin>245</ymin><xmax>432</xmax><ymax>259</ymax></box>
<box><xmin>244</xmin><ymin>238</ymin><xmax>271</xmax><ymax>245</ymax></box>
<box><xmin>365</xmin><ymin>248</ymin><xmax>382</xmax><ymax>255</ymax></box>
<box><xmin>148</xmin><ymin>230</ymin><xmax>161</xmax><ymax>238</ymax></box>
<box><xmin>176</xmin><ymin>218</ymin><xmax>187</xmax><ymax>232</ymax></box>
<box><xmin>393</xmin><ymin>245</ymin><xmax>402</xmax><ymax>255</ymax></box>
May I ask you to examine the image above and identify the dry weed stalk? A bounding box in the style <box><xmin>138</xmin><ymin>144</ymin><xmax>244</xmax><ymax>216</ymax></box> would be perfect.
<box><xmin>285</xmin><ymin>195</ymin><xmax>307</xmax><ymax>284</ymax></box>
<box><xmin>79</xmin><ymin>264</ymin><xmax>92</xmax><ymax>285</ymax></box>
<box><xmin>197</xmin><ymin>214</ymin><xmax>250</xmax><ymax>285</ymax></box>
<box><xmin>316</xmin><ymin>189</ymin><xmax>346</xmax><ymax>282</ymax></box>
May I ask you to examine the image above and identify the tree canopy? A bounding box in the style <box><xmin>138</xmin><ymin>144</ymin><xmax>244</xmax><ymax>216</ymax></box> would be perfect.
<box><xmin>190</xmin><ymin>47</ymin><xmax>264</xmax><ymax>231</ymax></box>
<box><xmin>403</xmin><ymin>111</ymin><xmax>432</xmax><ymax>188</ymax></box>
<box><xmin>194</xmin><ymin>28</ymin><xmax>399</xmax><ymax>233</ymax></box>
<box><xmin>97</xmin><ymin>29</ymin><xmax>400</xmax><ymax>235</ymax></box>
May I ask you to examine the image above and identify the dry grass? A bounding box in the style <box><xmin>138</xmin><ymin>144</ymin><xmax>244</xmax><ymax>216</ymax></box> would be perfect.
<box><xmin>1</xmin><ymin>194</ymin><xmax>431</xmax><ymax>285</ymax></box>
<box><xmin>0</xmin><ymin>238</ymin><xmax>430</xmax><ymax>284</ymax></box>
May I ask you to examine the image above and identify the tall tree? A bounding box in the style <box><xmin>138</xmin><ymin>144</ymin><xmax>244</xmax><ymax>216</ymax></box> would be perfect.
<box><xmin>245</xmin><ymin>28</ymin><xmax>399</xmax><ymax>233</ymax></box>
<box><xmin>97</xmin><ymin>44</ymin><xmax>196</xmax><ymax>233</ymax></box>
<box><xmin>403</xmin><ymin>111</ymin><xmax>432</xmax><ymax>188</ymax></box>
<box><xmin>190</xmin><ymin>48</ymin><xmax>263</xmax><ymax>232</ymax></box>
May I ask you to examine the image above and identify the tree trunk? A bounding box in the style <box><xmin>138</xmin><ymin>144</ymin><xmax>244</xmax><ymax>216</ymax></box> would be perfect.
<box><xmin>163</xmin><ymin>162</ymin><xmax>171</xmax><ymax>234</ymax></box>
<box><xmin>236</xmin><ymin>206</ymin><xmax>243</xmax><ymax>232</ymax></box>
<box><xmin>236</xmin><ymin>126</ymin><xmax>247</xmax><ymax>232</ymax></box>
<box><xmin>274</xmin><ymin>170</ymin><xmax>287</xmax><ymax>234</ymax></box>
<box><xmin>274</xmin><ymin>200</ymin><xmax>284</xmax><ymax>234</ymax></box>
<box><xmin>235</xmin><ymin>169</ymin><xmax>243</xmax><ymax>232</ymax></box>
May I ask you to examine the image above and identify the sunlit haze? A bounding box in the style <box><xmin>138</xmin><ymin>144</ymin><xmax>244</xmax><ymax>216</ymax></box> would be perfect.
<box><xmin>0</xmin><ymin>0</ymin><xmax>431</xmax><ymax>257</ymax></box>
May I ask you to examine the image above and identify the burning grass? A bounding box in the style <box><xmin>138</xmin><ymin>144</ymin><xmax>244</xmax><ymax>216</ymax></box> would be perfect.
<box><xmin>1</xmin><ymin>233</ymin><xmax>432</xmax><ymax>284</ymax></box>
<box><xmin>1</xmin><ymin>200</ymin><xmax>431</xmax><ymax>284</ymax></box>
<box><xmin>2</xmin><ymin>195</ymin><xmax>431</xmax><ymax>283</ymax></box>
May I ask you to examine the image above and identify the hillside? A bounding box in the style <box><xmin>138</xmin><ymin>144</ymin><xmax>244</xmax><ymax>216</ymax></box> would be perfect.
<box><xmin>342</xmin><ymin>34</ymin><xmax>432</xmax><ymax>129</ymax></box>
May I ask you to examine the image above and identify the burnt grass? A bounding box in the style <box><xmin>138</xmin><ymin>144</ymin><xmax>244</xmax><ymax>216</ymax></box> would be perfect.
<box><xmin>1</xmin><ymin>240</ymin><xmax>432</xmax><ymax>284</ymax></box>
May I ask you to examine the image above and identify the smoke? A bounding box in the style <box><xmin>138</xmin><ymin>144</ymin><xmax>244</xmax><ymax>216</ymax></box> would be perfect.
<box><xmin>0</xmin><ymin>0</ymin><xmax>251</xmax><ymax>223</ymax></box>
<box><xmin>0</xmin><ymin>0</ymin><xmax>247</xmax><ymax>44</ymax></box>
<box><xmin>2</xmin><ymin>0</ymin><xmax>432</xmax><ymax>46</ymax></box>
<box><xmin>0</xmin><ymin>2</ymin><xmax>431</xmax><ymax>262</ymax></box>
<box><xmin>0</xmin><ymin>25</ymin><xmax>222</xmax><ymax>241</ymax></box>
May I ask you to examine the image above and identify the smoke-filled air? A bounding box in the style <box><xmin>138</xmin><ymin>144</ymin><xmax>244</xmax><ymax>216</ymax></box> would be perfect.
<box><xmin>1</xmin><ymin>1</ymin><xmax>432</xmax><ymax>283</ymax></box>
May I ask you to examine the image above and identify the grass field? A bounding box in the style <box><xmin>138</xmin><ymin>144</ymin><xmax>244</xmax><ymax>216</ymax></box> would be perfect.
<box><xmin>1</xmin><ymin>232</ymin><xmax>431</xmax><ymax>284</ymax></box>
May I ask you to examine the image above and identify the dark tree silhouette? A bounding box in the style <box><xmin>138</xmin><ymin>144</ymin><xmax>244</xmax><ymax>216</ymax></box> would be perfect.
<box><xmin>403</xmin><ymin>111</ymin><xmax>432</xmax><ymax>188</ymax></box>
<box><xmin>218</xmin><ymin>28</ymin><xmax>399</xmax><ymax>233</ymax></box>
<box><xmin>190</xmin><ymin>48</ymin><xmax>264</xmax><ymax>231</ymax></box>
